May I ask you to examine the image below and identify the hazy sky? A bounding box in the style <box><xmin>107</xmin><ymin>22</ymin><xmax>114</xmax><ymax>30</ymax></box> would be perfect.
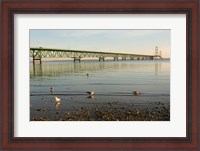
<box><xmin>30</xmin><ymin>30</ymin><xmax>170</xmax><ymax>58</ymax></box>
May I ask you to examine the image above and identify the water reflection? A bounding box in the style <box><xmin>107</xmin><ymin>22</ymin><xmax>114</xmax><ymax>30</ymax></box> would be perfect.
<box><xmin>87</xmin><ymin>95</ymin><xmax>95</xmax><ymax>99</ymax></box>
<box><xmin>32</xmin><ymin>63</ymin><xmax>43</xmax><ymax>77</ymax></box>
<box><xmin>30</xmin><ymin>60</ymin><xmax>168</xmax><ymax>78</ymax></box>
<box><xmin>155</xmin><ymin>63</ymin><xmax>161</xmax><ymax>76</ymax></box>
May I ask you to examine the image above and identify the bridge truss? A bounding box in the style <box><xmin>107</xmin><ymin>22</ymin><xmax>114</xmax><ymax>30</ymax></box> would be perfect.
<box><xmin>30</xmin><ymin>47</ymin><xmax>161</xmax><ymax>64</ymax></box>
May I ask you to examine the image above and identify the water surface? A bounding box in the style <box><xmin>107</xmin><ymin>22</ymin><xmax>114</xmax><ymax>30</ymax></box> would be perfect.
<box><xmin>30</xmin><ymin>60</ymin><xmax>170</xmax><ymax>120</ymax></box>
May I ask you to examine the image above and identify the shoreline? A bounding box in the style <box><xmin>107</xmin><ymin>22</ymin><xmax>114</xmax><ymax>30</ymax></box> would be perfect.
<box><xmin>30</xmin><ymin>98</ymin><xmax>170</xmax><ymax>121</ymax></box>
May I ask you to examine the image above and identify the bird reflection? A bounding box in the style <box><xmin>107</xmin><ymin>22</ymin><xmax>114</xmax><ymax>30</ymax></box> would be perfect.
<box><xmin>55</xmin><ymin>101</ymin><xmax>61</xmax><ymax>110</ymax></box>
<box><xmin>87</xmin><ymin>95</ymin><xmax>95</xmax><ymax>99</ymax></box>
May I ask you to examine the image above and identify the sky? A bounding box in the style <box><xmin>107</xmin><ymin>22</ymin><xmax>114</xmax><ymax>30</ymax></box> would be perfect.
<box><xmin>30</xmin><ymin>30</ymin><xmax>170</xmax><ymax>58</ymax></box>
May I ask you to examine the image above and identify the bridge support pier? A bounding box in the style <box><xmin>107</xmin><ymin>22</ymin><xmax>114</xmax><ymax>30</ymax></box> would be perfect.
<box><xmin>114</xmin><ymin>57</ymin><xmax>118</xmax><ymax>61</ymax></box>
<box><xmin>122</xmin><ymin>57</ymin><xmax>126</xmax><ymax>61</ymax></box>
<box><xmin>74</xmin><ymin>58</ymin><xmax>81</xmax><ymax>62</ymax></box>
<box><xmin>99</xmin><ymin>57</ymin><xmax>105</xmax><ymax>62</ymax></box>
<box><xmin>33</xmin><ymin>58</ymin><xmax>42</xmax><ymax>64</ymax></box>
<box><xmin>149</xmin><ymin>56</ymin><xmax>154</xmax><ymax>60</ymax></box>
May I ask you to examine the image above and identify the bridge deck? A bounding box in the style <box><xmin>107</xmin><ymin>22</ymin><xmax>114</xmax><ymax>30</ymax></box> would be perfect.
<box><xmin>30</xmin><ymin>47</ymin><xmax>161</xmax><ymax>64</ymax></box>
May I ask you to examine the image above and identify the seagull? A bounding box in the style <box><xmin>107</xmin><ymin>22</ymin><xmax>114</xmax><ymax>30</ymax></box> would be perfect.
<box><xmin>133</xmin><ymin>91</ymin><xmax>140</xmax><ymax>96</ymax></box>
<box><xmin>50</xmin><ymin>86</ymin><xmax>54</xmax><ymax>93</ymax></box>
<box><xmin>136</xmin><ymin>108</ymin><xmax>140</xmax><ymax>115</ymax></box>
<box><xmin>55</xmin><ymin>96</ymin><xmax>61</xmax><ymax>102</ymax></box>
<box><xmin>86</xmin><ymin>91</ymin><xmax>94</xmax><ymax>96</ymax></box>
<box><xmin>55</xmin><ymin>97</ymin><xmax>61</xmax><ymax>110</ymax></box>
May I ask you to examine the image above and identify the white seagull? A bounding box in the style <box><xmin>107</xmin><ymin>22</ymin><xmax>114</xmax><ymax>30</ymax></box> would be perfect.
<box><xmin>86</xmin><ymin>91</ymin><xmax>94</xmax><ymax>96</ymax></box>
<box><xmin>55</xmin><ymin>97</ymin><xmax>61</xmax><ymax>110</ymax></box>
<box><xmin>55</xmin><ymin>96</ymin><xmax>61</xmax><ymax>102</ymax></box>
<box><xmin>133</xmin><ymin>91</ymin><xmax>140</xmax><ymax>96</ymax></box>
<box><xmin>136</xmin><ymin>108</ymin><xmax>140</xmax><ymax>115</ymax></box>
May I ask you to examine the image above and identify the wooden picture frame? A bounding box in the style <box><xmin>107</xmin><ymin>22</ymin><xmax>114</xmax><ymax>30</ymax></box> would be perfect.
<box><xmin>1</xmin><ymin>0</ymin><xmax>199</xmax><ymax>150</ymax></box>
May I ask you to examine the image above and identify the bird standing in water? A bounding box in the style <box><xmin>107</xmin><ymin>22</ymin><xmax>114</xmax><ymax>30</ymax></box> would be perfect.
<box><xmin>55</xmin><ymin>96</ymin><xmax>61</xmax><ymax>110</ymax></box>
<box><xmin>50</xmin><ymin>86</ymin><xmax>54</xmax><ymax>94</ymax></box>
<box><xmin>86</xmin><ymin>91</ymin><xmax>94</xmax><ymax>96</ymax></box>
<box><xmin>133</xmin><ymin>91</ymin><xmax>140</xmax><ymax>96</ymax></box>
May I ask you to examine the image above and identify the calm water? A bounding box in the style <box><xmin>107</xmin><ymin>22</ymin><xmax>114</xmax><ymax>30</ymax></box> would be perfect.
<box><xmin>30</xmin><ymin>60</ymin><xmax>170</xmax><ymax>114</ymax></box>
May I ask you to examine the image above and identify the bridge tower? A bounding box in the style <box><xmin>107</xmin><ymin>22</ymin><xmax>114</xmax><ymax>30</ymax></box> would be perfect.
<box><xmin>155</xmin><ymin>46</ymin><xmax>158</xmax><ymax>56</ymax></box>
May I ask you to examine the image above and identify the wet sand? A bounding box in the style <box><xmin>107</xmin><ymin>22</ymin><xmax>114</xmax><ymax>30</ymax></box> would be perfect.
<box><xmin>30</xmin><ymin>95</ymin><xmax>170</xmax><ymax>121</ymax></box>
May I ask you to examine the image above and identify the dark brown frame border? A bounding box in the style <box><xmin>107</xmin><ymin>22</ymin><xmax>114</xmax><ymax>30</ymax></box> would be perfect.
<box><xmin>1</xmin><ymin>0</ymin><xmax>199</xmax><ymax>150</ymax></box>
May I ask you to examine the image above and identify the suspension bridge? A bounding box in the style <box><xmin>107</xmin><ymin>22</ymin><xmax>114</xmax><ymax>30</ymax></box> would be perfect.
<box><xmin>30</xmin><ymin>47</ymin><xmax>162</xmax><ymax>64</ymax></box>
